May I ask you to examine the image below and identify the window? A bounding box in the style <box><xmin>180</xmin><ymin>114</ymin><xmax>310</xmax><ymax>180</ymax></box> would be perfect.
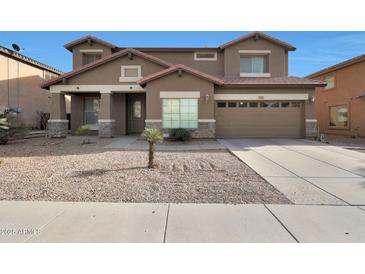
<box><xmin>84</xmin><ymin>97</ymin><xmax>100</xmax><ymax>126</ymax></box>
<box><xmin>163</xmin><ymin>99</ymin><xmax>198</xmax><ymax>129</ymax></box>
<box><xmin>324</xmin><ymin>74</ymin><xmax>335</xmax><ymax>89</ymax></box>
<box><xmin>120</xmin><ymin>65</ymin><xmax>142</xmax><ymax>82</ymax></box>
<box><xmin>238</xmin><ymin>102</ymin><xmax>248</xmax><ymax>108</ymax></box>
<box><xmin>260</xmin><ymin>102</ymin><xmax>280</xmax><ymax>108</ymax></box>
<box><xmin>281</xmin><ymin>102</ymin><xmax>290</xmax><ymax>108</ymax></box>
<box><xmin>291</xmin><ymin>102</ymin><xmax>301</xmax><ymax>108</ymax></box>
<box><xmin>133</xmin><ymin>101</ymin><xmax>142</xmax><ymax>118</ymax></box>
<box><xmin>217</xmin><ymin>102</ymin><xmax>226</xmax><ymax>108</ymax></box>
<box><xmin>82</xmin><ymin>53</ymin><xmax>102</xmax><ymax>65</ymax></box>
<box><xmin>44</xmin><ymin>71</ymin><xmax>56</xmax><ymax>81</ymax></box>
<box><xmin>228</xmin><ymin>102</ymin><xmax>237</xmax><ymax>108</ymax></box>
<box><xmin>249</xmin><ymin>102</ymin><xmax>258</xmax><ymax>108</ymax></box>
<box><xmin>194</xmin><ymin>52</ymin><xmax>217</xmax><ymax>61</ymax></box>
<box><xmin>240</xmin><ymin>56</ymin><xmax>268</xmax><ymax>74</ymax></box>
<box><xmin>329</xmin><ymin>105</ymin><xmax>348</xmax><ymax>128</ymax></box>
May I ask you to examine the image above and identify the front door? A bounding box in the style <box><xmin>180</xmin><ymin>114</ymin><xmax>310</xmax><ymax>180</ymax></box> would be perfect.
<box><xmin>127</xmin><ymin>93</ymin><xmax>146</xmax><ymax>134</ymax></box>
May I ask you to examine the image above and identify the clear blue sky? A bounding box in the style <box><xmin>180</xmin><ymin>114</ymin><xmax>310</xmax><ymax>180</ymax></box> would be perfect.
<box><xmin>1</xmin><ymin>31</ymin><xmax>364</xmax><ymax>76</ymax></box>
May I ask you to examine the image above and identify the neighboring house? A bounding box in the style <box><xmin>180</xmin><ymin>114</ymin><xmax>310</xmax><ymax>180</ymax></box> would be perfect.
<box><xmin>308</xmin><ymin>54</ymin><xmax>365</xmax><ymax>138</ymax></box>
<box><xmin>42</xmin><ymin>32</ymin><xmax>324</xmax><ymax>138</ymax></box>
<box><xmin>0</xmin><ymin>45</ymin><xmax>65</xmax><ymax>128</ymax></box>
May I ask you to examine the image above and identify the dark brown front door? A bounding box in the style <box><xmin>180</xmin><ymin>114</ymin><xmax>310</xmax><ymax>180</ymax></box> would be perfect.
<box><xmin>127</xmin><ymin>93</ymin><xmax>146</xmax><ymax>134</ymax></box>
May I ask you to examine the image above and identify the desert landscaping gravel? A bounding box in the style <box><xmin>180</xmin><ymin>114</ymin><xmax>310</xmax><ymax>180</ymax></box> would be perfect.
<box><xmin>0</xmin><ymin>137</ymin><xmax>290</xmax><ymax>204</ymax></box>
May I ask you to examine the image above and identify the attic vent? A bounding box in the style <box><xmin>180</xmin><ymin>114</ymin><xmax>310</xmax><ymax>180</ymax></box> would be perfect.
<box><xmin>194</xmin><ymin>52</ymin><xmax>217</xmax><ymax>61</ymax></box>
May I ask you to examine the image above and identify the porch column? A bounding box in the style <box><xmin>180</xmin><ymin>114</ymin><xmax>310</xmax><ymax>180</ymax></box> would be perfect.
<box><xmin>48</xmin><ymin>92</ymin><xmax>68</xmax><ymax>138</ymax></box>
<box><xmin>98</xmin><ymin>90</ymin><xmax>115</xmax><ymax>137</ymax></box>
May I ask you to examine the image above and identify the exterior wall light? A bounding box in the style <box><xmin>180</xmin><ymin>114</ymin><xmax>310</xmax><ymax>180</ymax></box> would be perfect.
<box><xmin>205</xmin><ymin>94</ymin><xmax>210</xmax><ymax>103</ymax></box>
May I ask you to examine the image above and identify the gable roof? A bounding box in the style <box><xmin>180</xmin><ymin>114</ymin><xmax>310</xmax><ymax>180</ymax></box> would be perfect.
<box><xmin>219</xmin><ymin>31</ymin><xmax>296</xmax><ymax>51</ymax></box>
<box><xmin>307</xmin><ymin>54</ymin><xmax>365</xmax><ymax>78</ymax></box>
<box><xmin>42</xmin><ymin>48</ymin><xmax>173</xmax><ymax>88</ymax></box>
<box><xmin>137</xmin><ymin>64</ymin><xmax>224</xmax><ymax>86</ymax></box>
<box><xmin>64</xmin><ymin>35</ymin><xmax>118</xmax><ymax>52</ymax></box>
<box><xmin>0</xmin><ymin>45</ymin><xmax>63</xmax><ymax>75</ymax></box>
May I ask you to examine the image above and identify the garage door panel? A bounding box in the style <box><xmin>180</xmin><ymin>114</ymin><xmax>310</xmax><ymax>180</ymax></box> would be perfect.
<box><xmin>215</xmin><ymin>101</ymin><xmax>303</xmax><ymax>138</ymax></box>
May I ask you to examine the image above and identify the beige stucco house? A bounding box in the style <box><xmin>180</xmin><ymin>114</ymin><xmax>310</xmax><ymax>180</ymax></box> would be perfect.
<box><xmin>0</xmin><ymin>45</ymin><xmax>64</xmax><ymax>128</ymax></box>
<box><xmin>42</xmin><ymin>32</ymin><xmax>325</xmax><ymax>138</ymax></box>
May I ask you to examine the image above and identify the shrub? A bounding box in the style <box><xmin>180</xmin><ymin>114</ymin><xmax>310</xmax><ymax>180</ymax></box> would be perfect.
<box><xmin>169</xmin><ymin>128</ymin><xmax>191</xmax><ymax>142</ymax></box>
<box><xmin>75</xmin><ymin>126</ymin><xmax>91</xmax><ymax>144</ymax></box>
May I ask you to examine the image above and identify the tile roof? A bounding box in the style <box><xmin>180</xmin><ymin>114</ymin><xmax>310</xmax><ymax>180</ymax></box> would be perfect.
<box><xmin>0</xmin><ymin>45</ymin><xmax>63</xmax><ymax>75</ymax></box>
<box><xmin>42</xmin><ymin>48</ymin><xmax>173</xmax><ymax>88</ymax></box>
<box><xmin>137</xmin><ymin>64</ymin><xmax>224</xmax><ymax>85</ymax></box>
<box><xmin>219</xmin><ymin>31</ymin><xmax>296</xmax><ymax>51</ymax></box>
<box><xmin>221</xmin><ymin>76</ymin><xmax>325</xmax><ymax>87</ymax></box>
<box><xmin>307</xmin><ymin>54</ymin><xmax>365</xmax><ymax>78</ymax></box>
<box><xmin>64</xmin><ymin>35</ymin><xmax>118</xmax><ymax>51</ymax></box>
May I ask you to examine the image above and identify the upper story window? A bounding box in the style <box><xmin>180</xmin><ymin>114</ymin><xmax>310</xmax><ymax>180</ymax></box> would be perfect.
<box><xmin>119</xmin><ymin>65</ymin><xmax>142</xmax><ymax>82</ymax></box>
<box><xmin>194</xmin><ymin>52</ymin><xmax>217</xmax><ymax>61</ymax></box>
<box><xmin>239</xmin><ymin>50</ymin><xmax>271</xmax><ymax>77</ymax></box>
<box><xmin>324</xmin><ymin>74</ymin><xmax>335</xmax><ymax>89</ymax></box>
<box><xmin>44</xmin><ymin>71</ymin><xmax>56</xmax><ymax>81</ymax></box>
<box><xmin>82</xmin><ymin>53</ymin><xmax>102</xmax><ymax>66</ymax></box>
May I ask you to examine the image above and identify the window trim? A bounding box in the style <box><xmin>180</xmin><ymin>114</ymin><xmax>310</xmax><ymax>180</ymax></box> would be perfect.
<box><xmin>324</xmin><ymin>73</ymin><xmax>336</xmax><ymax>90</ymax></box>
<box><xmin>327</xmin><ymin>103</ymin><xmax>350</xmax><ymax>130</ymax></box>
<box><xmin>119</xmin><ymin>65</ymin><xmax>142</xmax><ymax>82</ymax></box>
<box><xmin>194</xmin><ymin>52</ymin><xmax>217</xmax><ymax>61</ymax></box>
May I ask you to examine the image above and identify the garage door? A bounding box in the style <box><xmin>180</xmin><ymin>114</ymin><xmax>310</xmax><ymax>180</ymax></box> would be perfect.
<box><xmin>215</xmin><ymin>101</ymin><xmax>304</xmax><ymax>138</ymax></box>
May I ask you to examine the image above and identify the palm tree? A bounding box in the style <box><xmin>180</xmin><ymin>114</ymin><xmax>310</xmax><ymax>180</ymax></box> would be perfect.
<box><xmin>143</xmin><ymin>128</ymin><xmax>163</xmax><ymax>168</ymax></box>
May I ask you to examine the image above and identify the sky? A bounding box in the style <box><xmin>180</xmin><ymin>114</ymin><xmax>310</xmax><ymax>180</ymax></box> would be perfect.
<box><xmin>0</xmin><ymin>31</ymin><xmax>364</xmax><ymax>76</ymax></box>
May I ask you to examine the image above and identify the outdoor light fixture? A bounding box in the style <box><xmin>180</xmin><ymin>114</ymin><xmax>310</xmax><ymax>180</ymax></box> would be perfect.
<box><xmin>310</xmin><ymin>95</ymin><xmax>315</xmax><ymax>103</ymax></box>
<box><xmin>205</xmin><ymin>94</ymin><xmax>210</xmax><ymax>103</ymax></box>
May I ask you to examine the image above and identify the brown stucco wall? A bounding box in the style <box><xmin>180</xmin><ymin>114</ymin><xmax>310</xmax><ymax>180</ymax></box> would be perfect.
<box><xmin>0</xmin><ymin>54</ymin><xmax>63</xmax><ymax>128</ymax></box>
<box><xmin>223</xmin><ymin>37</ymin><xmax>288</xmax><ymax>77</ymax></box>
<box><xmin>144</xmin><ymin>72</ymin><xmax>215</xmax><ymax>120</ymax></box>
<box><xmin>71</xmin><ymin>42</ymin><xmax>113</xmax><ymax>69</ymax></box>
<box><xmin>311</xmin><ymin>60</ymin><xmax>365</xmax><ymax>137</ymax></box>
<box><xmin>145</xmin><ymin>51</ymin><xmax>224</xmax><ymax>77</ymax></box>
<box><xmin>67</xmin><ymin>55</ymin><xmax>165</xmax><ymax>85</ymax></box>
<box><xmin>70</xmin><ymin>94</ymin><xmax>84</xmax><ymax>132</ymax></box>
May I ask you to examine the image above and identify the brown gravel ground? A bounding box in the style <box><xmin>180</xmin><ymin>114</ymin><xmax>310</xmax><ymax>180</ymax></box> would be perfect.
<box><xmin>0</xmin><ymin>137</ymin><xmax>291</xmax><ymax>204</ymax></box>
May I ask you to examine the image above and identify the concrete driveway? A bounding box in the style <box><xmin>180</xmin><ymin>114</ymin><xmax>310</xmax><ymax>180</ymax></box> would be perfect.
<box><xmin>219</xmin><ymin>139</ymin><xmax>365</xmax><ymax>205</ymax></box>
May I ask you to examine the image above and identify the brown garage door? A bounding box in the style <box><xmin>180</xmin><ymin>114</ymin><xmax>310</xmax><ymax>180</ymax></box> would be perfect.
<box><xmin>215</xmin><ymin>101</ymin><xmax>304</xmax><ymax>138</ymax></box>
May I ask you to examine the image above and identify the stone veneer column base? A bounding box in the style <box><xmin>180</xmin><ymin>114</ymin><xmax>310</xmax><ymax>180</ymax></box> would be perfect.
<box><xmin>145</xmin><ymin>120</ymin><xmax>215</xmax><ymax>139</ymax></box>
<box><xmin>306</xmin><ymin>119</ymin><xmax>318</xmax><ymax>138</ymax></box>
<box><xmin>98</xmin><ymin>120</ymin><xmax>115</xmax><ymax>138</ymax></box>
<box><xmin>48</xmin><ymin>119</ymin><xmax>68</xmax><ymax>138</ymax></box>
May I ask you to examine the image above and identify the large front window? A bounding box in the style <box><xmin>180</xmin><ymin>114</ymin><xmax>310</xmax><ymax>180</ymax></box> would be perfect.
<box><xmin>162</xmin><ymin>99</ymin><xmax>198</xmax><ymax>129</ymax></box>
<box><xmin>329</xmin><ymin>105</ymin><xmax>348</xmax><ymax>128</ymax></box>
<box><xmin>84</xmin><ymin>97</ymin><xmax>100</xmax><ymax>126</ymax></box>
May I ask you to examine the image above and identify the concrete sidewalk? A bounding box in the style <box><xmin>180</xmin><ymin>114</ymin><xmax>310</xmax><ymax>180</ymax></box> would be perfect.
<box><xmin>1</xmin><ymin>201</ymin><xmax>365</xmax><ymax>243</ymax></box>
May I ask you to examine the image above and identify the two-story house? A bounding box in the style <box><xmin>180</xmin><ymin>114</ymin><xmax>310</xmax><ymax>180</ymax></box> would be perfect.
<box><xmin>0</xmin><ymin>45</ymin><xmax>64</xmax><ymax>128</ymax></box>
<box><xmin>308</xmin><ymin>54</ymin><xmax>365</xmax><ymax>138</ymax></box>
<box><xmin>42</xmin><ymin>32</ymin><xmax>324</xmax><ymax>138</ymax></box>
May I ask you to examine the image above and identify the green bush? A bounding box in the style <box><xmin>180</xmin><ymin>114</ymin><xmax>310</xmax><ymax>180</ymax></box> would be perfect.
<box><xmin>169</xmin><ymin>128</ymin><xmax>191</xmax><ymax>142</ymax></box>
<box><xmin>75</xmin><ymin>126</ymin><xmax>90</xmax><ymax>136</ymax></box>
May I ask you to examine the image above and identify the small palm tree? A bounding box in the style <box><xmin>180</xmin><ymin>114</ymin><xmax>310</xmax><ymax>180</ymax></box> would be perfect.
<box><xmin>143</xmin><ymin>128</ymin><xmax>163</xmax><ymax>168</ymax></box>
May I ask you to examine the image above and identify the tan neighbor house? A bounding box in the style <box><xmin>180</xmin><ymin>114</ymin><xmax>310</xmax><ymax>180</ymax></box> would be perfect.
<box><xmin>308</xmin><ymin>54</ymin><xmax>365</xmax><ymax>138</ymax></box>
<box><xmin>0</xmin><ymin>45</ymin><xmax>64</xmax><ymax>128</ymax></box>
<box><xmin>42</xmin><ymin>32</ymin><xmax>325</xmax><ymax>138</ymax></box>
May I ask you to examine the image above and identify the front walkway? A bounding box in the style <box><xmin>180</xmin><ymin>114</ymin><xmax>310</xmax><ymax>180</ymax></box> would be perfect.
<box><xmin>219</xmin><ymin>138</ymin><xmax>365</xmax><ymax>206</ymax></box>
<box><xmin>0</xmin><ymin>201</ymin><xmax>364</xmax><ymax>243</ymax></box>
